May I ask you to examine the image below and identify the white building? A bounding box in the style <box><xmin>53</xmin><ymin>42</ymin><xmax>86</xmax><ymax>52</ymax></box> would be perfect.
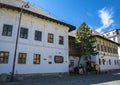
<box><xmin>102</xmin><ymin>29</ymin><xmax>120</xmax><ymax>43</ymax></box>
<box><xmin>0</xmin><ymin>0</ymin><xmax>75</xmax><ymax>74</ymax></box>
<box><xmin>102</xmin><ymin>29</ymin><xmax>120</xmax><ymax>59</ymax></box>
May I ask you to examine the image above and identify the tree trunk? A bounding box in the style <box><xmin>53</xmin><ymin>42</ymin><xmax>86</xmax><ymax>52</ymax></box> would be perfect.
<box><xmin>78</xmin><ymin>57</ymin><xmax>81</xmax><ymax>67</ymax></box>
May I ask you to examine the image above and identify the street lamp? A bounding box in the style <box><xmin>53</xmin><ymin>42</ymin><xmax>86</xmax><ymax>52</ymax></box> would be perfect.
<box><xmin>10</xmin><ymin>2</ymin><xmax>29</xmax><ymax>81</ymax></box>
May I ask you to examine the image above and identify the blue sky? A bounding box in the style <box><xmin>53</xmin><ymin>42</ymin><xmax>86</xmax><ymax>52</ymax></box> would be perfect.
<box><xmin>24</xmin><ymin>0</ymin><xmax>120</xmax><ymax>33</ymax></box>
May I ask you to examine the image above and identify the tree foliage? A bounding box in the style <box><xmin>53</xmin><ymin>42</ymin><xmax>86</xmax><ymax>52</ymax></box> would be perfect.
<box><xmin>75</xmin><ymin>22</ymin><xmax>98</xmax><ymax>66</ymax></box>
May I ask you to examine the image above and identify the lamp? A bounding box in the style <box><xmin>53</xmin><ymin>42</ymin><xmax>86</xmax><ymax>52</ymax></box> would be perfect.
<box><xmin>10</xmin><ymin>2</ymin><xmax>29</xmax><ymax>82</ymax></box>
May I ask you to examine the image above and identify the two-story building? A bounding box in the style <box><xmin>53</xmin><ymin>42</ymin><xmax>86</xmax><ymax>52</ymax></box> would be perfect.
<box><xmin>0</xmin><ymin>0</ymin><xmax>75</xmax><ymax>74</ymax></box>
<box><xmin>102</xmin><ymin>29</ymin><xmax>120</xmax><ymax>59</ymax></box>
<box><xmin>92</xmin><ymin>35</ymin><xmax>120</xmax><ymax>71</ymax></box>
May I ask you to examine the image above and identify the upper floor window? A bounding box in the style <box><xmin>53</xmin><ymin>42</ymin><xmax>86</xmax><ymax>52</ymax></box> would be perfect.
<box><xmin>0</xmin><ymin>51</ymin><xmax>9</xmax><ymax>63</ymax></box>
<box><xmin>113</xmin><ymin>37</ymin><xmax>116</xmax><ymax>41</ymax></box>
<box><xmin>104</xmin><ymin>46</ymin><xmax>107</xmax><ymax>52</ymax></box>
<box><xmin>18</xmin><ymin>53</ymin><xmax>27</xmax><ymax>64</ymax></box>
<box><xmin>97</xmin><ymin>44</ymin><xmax>100</xmax><ymax>51</ymax></box>
<box><xmin>101</xmin><ymin>45</ymin><xmax>104</xmax><ymax>51</ymax></box>
<box><xmin>33</xmin><ymin>54</ymin><xmax>40</xmax><ymax>64</ymax></box>
<box><xmin>113</xmin><ymin>32</ymin><xmax>116</xmax><ymax>35</ymax></box>
<box><xmin>20</xmin><ymin>27</ymin><xmax>28</xmax><ymax>39</ymax></box>
<box><xmin>48</xmin><ymin>33</ymin><xmax>54</xmax><ymax>43</ymax></box>
<box><xmin>35</xmin><ymin>31</ymin><xmax>42</xmax><ymax>41</ymax></box>
<box><xmin>54</xmin><ymin>56</ymin><xmax>63</xmax><ymax>63</ymax></box>
<box><xmin>59</xmin><ymin>36</ymin><xmax>64</xmax><ymax>45</ymax></box>
<box><xmin>2</xmin><ymin>24</ymin><xmax>13</xmax><ymax>36</ymax></box>
<box><xmin>106</xmin><ymin>33</ymin><xmax>110</xmax><ymax>36</ymax></box>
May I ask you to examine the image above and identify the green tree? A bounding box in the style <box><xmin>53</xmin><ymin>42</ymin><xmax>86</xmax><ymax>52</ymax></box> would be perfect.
<box><xmin>75</xmin><ymin>22</ymin><xmax>97</xmax><ymax>67</ymax></box>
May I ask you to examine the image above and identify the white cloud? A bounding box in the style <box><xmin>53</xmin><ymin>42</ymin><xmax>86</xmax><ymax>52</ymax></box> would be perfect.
<box><xmin>96</xmin><ymin>8</ymin><xmax>114</xmax><ymax>33</ymax></box>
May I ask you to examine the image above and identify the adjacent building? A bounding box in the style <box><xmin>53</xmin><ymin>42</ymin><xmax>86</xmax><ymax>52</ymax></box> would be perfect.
<box><xmin>102</xmin><ymin>29</ymin><xmax>120</xmax><ymax>59</ymax></box>
<box><xmin>102</xmin><ymin>29</ymin><xmax>120</xmax><ymax>43</ymax></box>
<box><xmin>92</xmin><ymin>35</ymin><xmax>120</xmax><ymax>71</ymax></box>
<box><xmin>0</xmin><ymin>0</ymin><xmax>75</xmax><ymax>74</ymax></box>
<box><xmin>69</xmin><ymin>30</ymin><xmax>120</xmax><ymax>71</ymax></box>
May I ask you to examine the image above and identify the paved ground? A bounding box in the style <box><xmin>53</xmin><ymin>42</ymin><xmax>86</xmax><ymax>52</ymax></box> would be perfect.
<box><xmin>0</xmin><ymin>70</ymin><xmax>120</xmax><ymax>85</ymax></box>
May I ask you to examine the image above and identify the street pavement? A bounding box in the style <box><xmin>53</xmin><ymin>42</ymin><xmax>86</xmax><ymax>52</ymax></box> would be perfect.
<box><xmin>0</xmin><ymin>70</ymin><xmax>120</xmax><ymax>85</ymax></box>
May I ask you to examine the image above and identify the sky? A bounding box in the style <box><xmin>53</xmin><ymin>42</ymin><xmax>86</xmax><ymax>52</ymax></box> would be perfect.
<box><xmin>23</xmin><ymin>0</ymin><xmax>120</xmax><ymax>33</ymax></box>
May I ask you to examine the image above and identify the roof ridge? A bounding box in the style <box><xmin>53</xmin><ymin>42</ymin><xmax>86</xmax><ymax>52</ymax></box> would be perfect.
<box><xmin>0</xmin><ymin>0</ymin><xmax>55</xmax><ymax>19</ymax></box>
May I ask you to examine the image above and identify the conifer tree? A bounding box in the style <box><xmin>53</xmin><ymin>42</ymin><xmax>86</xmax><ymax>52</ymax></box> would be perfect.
<box><xmin>76</xmin><ymin>22</ymin><xmax>97</xmax><ymax>67</ymax></box>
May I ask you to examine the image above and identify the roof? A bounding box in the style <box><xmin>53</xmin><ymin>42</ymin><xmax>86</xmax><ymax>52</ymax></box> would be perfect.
<box><xmin>102</xmin><ymin>29</ymin><xmax>120</xmax><ymax>34</ymax></box>
<box><xmin>91</xmin><ymin>35</ymin><xmax>120</xmax><ymax>46</ymax></box>
<box><xmin>68</xmin><ymin>30</ymin><xmax>76</xmax><ymax>37</ymax></box>
<box><xmin>0</xmin><ymin>0</ymin><xmax>76</xmax><ymax>31</ymax></box>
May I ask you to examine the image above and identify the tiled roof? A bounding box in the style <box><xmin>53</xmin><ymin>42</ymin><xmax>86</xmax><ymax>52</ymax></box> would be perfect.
<box><xmin>0</xmin><ymin>0</ymin><xmax>54</xmax><ymax>18</ymax></box>
<box><xmin>91</xmin><ymin>35</ymin><xmax>120</xmax><ymax>46</ymax></box>
<box><xmin>0</xmin><ymin>0</ymin><xmax>76</xmax><ymax>31</ymax></box>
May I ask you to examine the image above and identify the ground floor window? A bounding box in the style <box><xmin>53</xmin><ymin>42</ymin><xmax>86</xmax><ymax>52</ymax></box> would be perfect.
<box><xmin>114</xmin><ymin>60</ymin><xmax>116</xmax><ymax>65</ymax></box>
<box><xmin>99</xmin><ymin>58</ymin><xmax>101</xmax><ymax>65</ymax></box>
<box><xmin>102</xmin><ymin>59</ymin><xmax>105</xmax><ymax>65</ymax></box>
<box><xmin>54</xmin><ymin>56</ymin><xmax>63</xmax><ymax>63</ymax></box>
<box><xmin>18</xmin><ymin>53</ymin><xmax>27</xmax><ymax>64</ymax></box>
<box><xmin>33</xmin><ymin>54</ymin><xmax>40</xmax><ymax>64</ymax></box>
<box><xmin>0</xmin><ymin>51</ymin><xmax>9</xmax><ymax>63</ymax></box>
<box><xmin>109</xmin><ymin>59</ymin><xmax>111</xmax><ymax>65</ymax></box>
<box><xmin>117</xmin><ymin>60</ymin><xmax>119</xmax><ymax>64</ymax></box>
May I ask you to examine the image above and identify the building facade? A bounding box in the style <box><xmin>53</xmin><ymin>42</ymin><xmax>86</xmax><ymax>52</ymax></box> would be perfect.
<box><xmin>102</xmin><ymin>29</ymin><xmax>120</xmax><ymax>43</ymax></box>
<box><xmin>93</xmin><ymin>35</ymin><xmax>120</xmax><ymax>71</ymax></box>
<box><xmin>102</xmin><ymin>29</ymin><xmax>120</xmax><ymax>59</ymax></box>
<box><xmin>69</xmin><ymin>31</ymin><xmax>120</xmax><ymax>71</ymax></box>
<box><xmin>0</xmin><ymin>0</ymin><xmax>75</xmax><ymax>74</ymax></box>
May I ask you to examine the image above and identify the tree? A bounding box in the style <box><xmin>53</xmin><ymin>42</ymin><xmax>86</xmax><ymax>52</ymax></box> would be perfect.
<box><xmin>75</xmin><ymin>22</ymin><xmax>97</xmax><ymax>67</ymax></box>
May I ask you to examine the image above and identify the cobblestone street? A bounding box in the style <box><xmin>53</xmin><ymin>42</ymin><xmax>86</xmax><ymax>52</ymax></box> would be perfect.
<box><xmin>0</xmin><ymin>70</ymin><xmax>120</xmax><ymax>85</ymax></box>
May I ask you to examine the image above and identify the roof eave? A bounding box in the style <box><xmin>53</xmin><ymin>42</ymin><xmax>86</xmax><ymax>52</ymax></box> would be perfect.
<box><xmin>91</xmin><ymin>35</ymin><xmax>120</xmax><ymax>46</ymax></box>
<box><xmin>0</xmin><ymin>3</ymin><xmax>76</xmax><ymax>32</ymax></box>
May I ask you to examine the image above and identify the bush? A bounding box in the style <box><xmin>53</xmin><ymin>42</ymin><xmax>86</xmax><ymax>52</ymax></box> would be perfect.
<box><xmin>74</xmin><ymin>67</ymin><xmax>79</xmax><ymax>74</ymax></box>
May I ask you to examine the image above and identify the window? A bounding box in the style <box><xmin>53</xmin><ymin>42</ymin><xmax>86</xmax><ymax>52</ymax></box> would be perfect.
<box><xmin>54</xmin><ymin>56</ymin><xmax>63</xmax><ymax>63</ymax></box>
<box><xmin>102</xmin><ymin>59</ymin><xmax>105</xmax><ymax>65</ymax></box>
<box><xmin>0</xmin><ymin>51</ymin><xmax>9</xmax><ymax>63</ymax></box>
<box><xmin>113</xmin><ymin>32</ymin><xmax>115</xmax><ymax>35</ymax></box>
<box><xmin>117</xmin><ymin>60</ymin><xmax>119</xmax><ymax>64</ymax></box>
<box><xmin>2</xmin><ymin>24</ymin><xmax>13</xmax><ymax>36</ymax></box>
<box><xmin>113</xmin><ymin>37</ymin><xmax>116</xmax><ymax>41</ymax></box>
<box><xmin>97</xmin><ymin>44</ymin><xmax>100</xmax><ymax>51</ymax></box>
<box><xmin>101</xmin><ymin>45</ymin><xmax>104</xmax><ymax>51</ymax></box>
<box><xmin>104</xmin><ymin>46</ymin><xmax>107</xmax><ymax>52</ymax></box>
<box><xmin>110</xmin><ymin>47</ymin><xmax>112</xmax><ymax>53</ymax></box>
<box><xmin>33</xmin><ymin>54</ymin><xmax>40</xmax><ymax>64</ymax></box>
<box><xmin>106</xmin><ymin>46</ymin><xmax>108</xmax><ymax>52</ymax></box>
<box><xmin>20</xmin><ymin>27</ymin><xmax>28</xmax><ymax>39</ymax></box>
<box><xmin>106</xmin><ymin>33</ymin><xmax>110</xmax><ymax>36</ymax></box>
<box><xmin>18</xmin><ymin>53</ymin><xmax>27</xmax><ymax>64</ymax></box>
<box><xmin>114</xmin><ymin>60</ymin><xmax>116</xmax><ymax>65</ymax></box>
<box><xmin>48</xmin><ymin>33</ymin><xmax>54</xmax><ymax>43</ymax></box>
<box><xmin>109</xmin><ymin>59</ymin><xmax>111</xmax><ymax>65</ymax></box>
<box><xmin>99</xmin><ymin>58</ymin><xmax>101</xmax><ymax>65</ymax></box>
<box><xmin>59</xmin><ymin>36</ymin><xmax>64</xmax><ymax>45</ymax></box>
<box><xmin>35</xmin><ymin>31</ymin><xmax>42</xmax><ymax>41</ymax></box>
